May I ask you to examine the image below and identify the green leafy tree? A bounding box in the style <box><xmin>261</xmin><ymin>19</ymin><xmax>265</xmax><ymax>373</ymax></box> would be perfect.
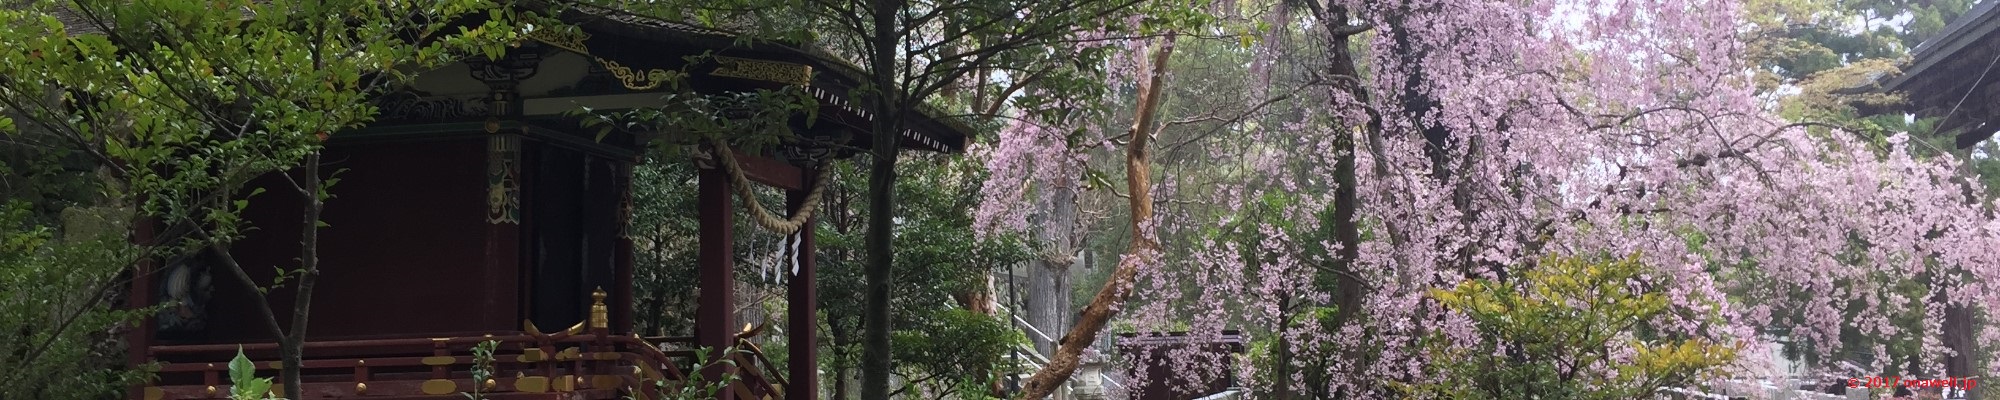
<box><xmin>1396</xmin><ymin>255</ymin><xmax>1739</xmax><ymax>400</ymax></box>
<box><xmin>815</xmin><ymin>154</ymin><xmax>1032</xmax><ymax>398</ymax></box>
<box><xmin>0</xmin><ymin>201</ymin><xmax>152</xmax><ymax>400</ymax></box>
<box><xmin>622</xmin><ymin>149</ymin><xmax>1029</xmax><ymax>398</ymax></box>
<box><xmin>1745</xmin><ymin>0</ymin><xmax>1976</xmax><ymax>89</ymax></box>
<box><xmin>557</xmin><ymin>0</ymin><xmax>1199</xmax><ymax>393</ymax></box>
<box><xmin>890</xmin><ymin>308</ymin><xmax>1022</xmax><ymax>399</ymax></box>
<box><xmin>0</xmin><ymin>2</ymin><xmax>526</xmax><ymax>398</ymax></box>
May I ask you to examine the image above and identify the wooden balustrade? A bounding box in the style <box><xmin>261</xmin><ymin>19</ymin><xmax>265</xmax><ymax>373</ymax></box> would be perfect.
<box><xmin>139</xmin><ymin>290</ymin><xmax>791</xmax><ymax>400</ymax></box>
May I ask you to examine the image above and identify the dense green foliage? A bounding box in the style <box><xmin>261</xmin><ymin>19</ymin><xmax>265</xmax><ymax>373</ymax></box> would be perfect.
<box><xmin>627</xmin><ymin>152</ymin><xmax>1031</xmax><ymax>398</ymax></box>
<box><xmin>0</xmin><ymin>1</ymin><xmax>527</xmax><ymax>398</ymax></box>
<box><xmin>1397</xmin><ymin>256</ymin><xmax>1740</xmax><ymax>399</ymax></box>
<box><xmin>0</xmin><ymin>202</ymin><xmax>151</xmax><ymax>400</ymax></box>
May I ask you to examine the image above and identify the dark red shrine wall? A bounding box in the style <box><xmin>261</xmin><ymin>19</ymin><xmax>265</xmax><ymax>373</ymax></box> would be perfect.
<box><xmin>520</xmin><ymin>141</ymin><xmax>625</xmax><ymax>334</ymax></box>
<box><xmin>196</xmin><ymin>137</ymin><xmax>513</xmax><ymax>343</ymax></box>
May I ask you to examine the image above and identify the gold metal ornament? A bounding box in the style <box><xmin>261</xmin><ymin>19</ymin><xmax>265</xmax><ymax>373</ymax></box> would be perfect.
<box><xmin>589</xmin><ymin>287</ymin><xmax>609</xmax><ymax>329</ymax></box>
<box><xmin>598</xmin><ymin>58</ymin><xmax>674</xmax><ymax>90</ymax></box>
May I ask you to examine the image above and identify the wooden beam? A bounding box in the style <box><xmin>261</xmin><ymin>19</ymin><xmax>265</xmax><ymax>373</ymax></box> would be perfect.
<box><xmin>728</xmin><ymin>150</ymin><xmax>806</xmax><ymax>191</ymax></box>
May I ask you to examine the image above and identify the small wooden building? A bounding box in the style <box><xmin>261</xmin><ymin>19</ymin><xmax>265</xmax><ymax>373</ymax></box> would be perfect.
<box><xmin>1885</xmin><ymin>0</ymin><xmax>2000</xmax><ymax>148</ymax></box>
<box><xmin>127</xmin><ymin>6</ymin><xmax>969</xmax><ymax>400</ymax></box>
<box><xmin>1114</xmin><ymin>331</ymin><xmax>1245</xmax><ymax>400</ymax></box>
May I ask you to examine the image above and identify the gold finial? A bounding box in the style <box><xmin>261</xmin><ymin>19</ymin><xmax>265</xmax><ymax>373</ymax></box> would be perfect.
<box><xmin>205</xmin><ymin>386</ymin><xmax>217</xmax><ymax>396</ymax></box>
<box><xmin>355</xmin><ymin>382</ymin><xmax>367</xmax><ymax>394</ymax></box>
<box><xmin>589</xmin><ymin>287</ymin><xmax>609</xmax><ymax>330</ymax></box>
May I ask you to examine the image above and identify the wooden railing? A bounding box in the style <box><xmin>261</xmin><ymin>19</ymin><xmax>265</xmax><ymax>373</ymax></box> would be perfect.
<box><xmin>138</xmin><ymin>289</ymin><xmax>788</xmax><ymax>400</ymax></box>
<box><xmin>639</xmin><ymin>327</ymin><xmax>790</xmax><ymax>399</ymax></box>
<box><xmin>144</xmin><ymin>331</ymin><xmax>682</xmax><ymax>399</ymax></box>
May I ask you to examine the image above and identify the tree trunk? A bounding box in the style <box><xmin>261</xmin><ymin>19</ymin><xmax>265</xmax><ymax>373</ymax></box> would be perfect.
<box><xmin>861</xmin><ymin>138</ymin><xmax>897</xmax><ymax>399</ymax></box>
<box><xmin>1300</xmin><ymin>6</ymin><xmax>1376</xmax><ymax>395</ymax></box>
<box><xmin>281</xmin><ymin>150</ymin><xmax>324</xmax><ymax>400</ymax></box>
<box><xmin>831</xmin><ymin>321</ymin><xmax>852</xmax><ymax>400</ymax></box>
<box><xmin>1943</xmin><ymin>302</ymin><xmax>1980</xmax><ymax>399</ymax></box>
<box><xmin>1027</xmin><ymin>180</ymin><xmax>1079</xmax><ymax>356</ymax></box>
<box><xmin>1272</xmin><ymin>297</ymin><xmax>1294</xmax><ymax>399</ymax></box>
<box><xmin>1026</xmin><ymin>260</ymin><xmax>1071</xmax><ymax>356</ymax></box>
<box><xmin>1020</xmin><ymin>31</ymin><xmax>1176</xmax><ymax>400</ymax></box>
<box><xmin>859</xmin><ymin>0</ymin><xmax>903</xmax><ymax>391</ymax></box>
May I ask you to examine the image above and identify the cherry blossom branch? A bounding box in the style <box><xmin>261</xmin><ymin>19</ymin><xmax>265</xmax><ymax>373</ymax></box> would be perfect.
<box><xmin>1020</xmin><ymin>30</ymin><xmax>1176</xmax><ymax>399</ymax></box>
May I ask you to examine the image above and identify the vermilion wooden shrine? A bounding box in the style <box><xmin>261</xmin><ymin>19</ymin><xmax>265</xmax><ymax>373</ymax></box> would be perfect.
<box><xmin>125</xmin><ymin>7</ymin><xmax>968</xmax><ymax>400</ymax></box>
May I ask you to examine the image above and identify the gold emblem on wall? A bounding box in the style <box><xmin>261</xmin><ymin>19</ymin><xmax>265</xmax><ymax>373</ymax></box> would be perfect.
<box><xmin>710</xmin><ymin>56</ymin><xmax>811</xmax><ymax>86</ymax></box>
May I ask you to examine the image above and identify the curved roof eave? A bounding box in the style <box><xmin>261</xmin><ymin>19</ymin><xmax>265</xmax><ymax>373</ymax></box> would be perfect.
<box><xmin>540</xmin><ymin>1</ymin><xmax>977</xmax><ymax>153</ymax></box>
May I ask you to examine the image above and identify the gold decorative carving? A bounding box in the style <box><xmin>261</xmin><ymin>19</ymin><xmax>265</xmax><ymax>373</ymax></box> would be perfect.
<box><xmin>527</xmin><ymin>28</ymin><xmax>591</xmax><ymax>55</ymax></box>
<box><xmin>516</xmin><ymin>376</ymin><xmax>550</xmax><ymax>393</ymax></box>
<box><xmin>710</xmin><ymin>56</ymin><xmax>812</xmax><ymax>86</ymax></box>
<box><xmin>205</xmin><ymin>386</ymin><xmax>217</xmax><ymax>396</ymax></box>
<box><xmin>485</xmin><ymin>378</ymin><xmax>497</xmax><ymax>390</ymax></box>
<box><xmin>355</xmin><ymin>382</ymin><xmax>367</xmax><ymax>394</ymax></box>
<box><xmin>590</xmin><ymin>375</ymin><xmax>622</xmax><ymax>389</ymax></box>
<box><xmin>422</xmin><ymin>356</ymin><xmax>457</xmax><ymax>366</ymax></box>
<box><xmin>487</xmin><ymin>135</ymin><xmax>521</xmax><ymax>224</ymax></box>
<box><xmin>598</xmin><ymin>58</ymin><xmax>675</xmax><ymax>90</ymax></box>
<box><xmin>420</xmin><ymin>379</ymin><xmax>457</xmax><ymax>395</ymax></box>
<box><xmin>266</xmin><ymin>361</ymin><xmax>282</xmax><ymax>369</ymax></box>
<box><xmin>555</xmin><ymin>347</ymin><xmax>581</xmax><ymax>361</ymax></box>
<box><xmin>518</xmin><ymin>348</ymin><xmax>546</xmax><ymax>362</ymax></box>
<box><xmin>526</xmin><ymin>27</ymin><xmax>682</xmax><ymax>92</ymax></box>
<box><xmin>589</xmin><ymin>287</ymin><xmax>609</xmax><ymax>330</ymax></box>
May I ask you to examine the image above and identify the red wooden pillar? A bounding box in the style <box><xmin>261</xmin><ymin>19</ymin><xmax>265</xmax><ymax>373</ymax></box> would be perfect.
<box><xmin>787</xmin><ymin>169</ymin><xmax>819</xmax><ymax>399</ymax></box>
<box><xmin>125</xmin><ymin>218</ymin><xmax>156</xmax><ymax>400</ymax></box>
<box><xmin>484</xmin><ymin>134</ymin><xmax>524</xmax><ymax>332</ymax></box>
<box><xmin>696</xmin><ymin>163</ymin><xmax>736</xmax><ymax>398</ymax></box>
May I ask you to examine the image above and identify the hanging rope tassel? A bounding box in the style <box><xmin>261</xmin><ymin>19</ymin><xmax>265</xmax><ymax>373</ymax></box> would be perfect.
<box><xmin>787</xmin><ymin>231</ymin><xmax>803</xmax><ymax>276</ymax></box>
<box><xmin>706</xmin><ymin>135</ymin><xmax>832</xmax><ymax>236</ymax></box>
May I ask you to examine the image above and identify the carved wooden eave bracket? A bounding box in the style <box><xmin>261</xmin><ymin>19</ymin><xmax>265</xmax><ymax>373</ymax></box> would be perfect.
<box><xmin>524</xmin><ymin>27</ymin><xmax>676</xmax><ymax>90</ymax></box>
<box><xmin>709</xmin><ymin>56</ymin><xmax>813</xmax><ymax>86</ymax></box>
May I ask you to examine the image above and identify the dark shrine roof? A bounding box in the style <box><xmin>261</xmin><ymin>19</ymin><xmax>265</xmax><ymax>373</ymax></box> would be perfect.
<box><xmin>537</xmin><ymin>2</ymin><xmax>976</xmax><ymax>154</ymax></box>
<box><xmin>1885</xmin><ymin>0</ymin><xmax>2000</xmax><ymax>148</ymax></box>
<box><xmin>44</xmin><ymin>2</ymin><xmax>975</xmax><ymax>154</ymax></box>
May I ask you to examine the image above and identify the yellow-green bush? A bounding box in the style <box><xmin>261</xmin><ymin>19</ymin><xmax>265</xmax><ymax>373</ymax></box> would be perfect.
<box><xmin>1394</xmin><ymin>255</ymin><xmax>1738</xmax><ymax>399</ymax></box>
